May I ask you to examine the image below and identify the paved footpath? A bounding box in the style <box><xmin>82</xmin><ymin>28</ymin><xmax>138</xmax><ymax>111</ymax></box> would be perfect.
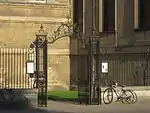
<box><xmin>0</xmin><ymin>101</ymin><xmax>150</xmax><ymax>113</ymax></box>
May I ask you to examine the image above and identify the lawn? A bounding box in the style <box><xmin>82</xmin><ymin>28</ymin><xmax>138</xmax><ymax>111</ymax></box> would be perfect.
<box><xmin>47</xmin><ymin>91</ymin><xmax>78</xmax><ymax>101</ymax></box>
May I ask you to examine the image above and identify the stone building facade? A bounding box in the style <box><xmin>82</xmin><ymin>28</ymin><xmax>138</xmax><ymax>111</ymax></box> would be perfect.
<box><xmin>70</xmin><ymin>0</ymin><xmax>150</xmax><ymax>87</ymax></box>
<box><xmin>72</xmin><ymin>0</ymin><xmax>150</xmax><ymax>49</ymax></box>
<box><xmin>1</xmin><ymin>0</ymin><xmax>150</xmax><ymax>90</ymax></box>
<box><xmin>0</xmin><ymin>0</ymin><xmax>71</xmax><ymax>90</ymax></box>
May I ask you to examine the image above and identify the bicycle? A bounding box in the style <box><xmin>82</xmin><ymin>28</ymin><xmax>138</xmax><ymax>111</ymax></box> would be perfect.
<box><xmin>103</xmin><ymin>81</ymin><xmax>136</xmax><ymax>104</ymax></box>
<box><xmin>33</xmin><ymin>78</ymin><xmax>46</xmax><ymax>88</ymax></box>
<box><xmin>32</xmin><ymin>71</ymin><xmax>46</xmax><ymax>88</ymax></box>
<box><xmin>0</xmin><ymin>88</ymin><xmax>29</xmax><ymax>108</ymax></box>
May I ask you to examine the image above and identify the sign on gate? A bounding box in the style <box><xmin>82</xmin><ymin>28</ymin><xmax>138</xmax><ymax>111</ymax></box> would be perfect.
<box><xmin>102</xmin><ymin>62</ymin><xmax>108</xmax><ymax>73</ymax></box>
<box><xmin>26</xmin><ymin>60</ymin><xmax>34</xmax><ymax>74</ymax></box>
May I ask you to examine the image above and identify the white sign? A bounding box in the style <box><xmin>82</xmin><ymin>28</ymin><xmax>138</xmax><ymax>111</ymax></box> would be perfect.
<box><xmin>26</xmin><ymin>61</ymin><xmax>34</xmax><ymax>74</ymax></box>
<box><xmin>102</xmin><ymin>62</ymin><xmax>108</xmax><ymax>73</ymax></box>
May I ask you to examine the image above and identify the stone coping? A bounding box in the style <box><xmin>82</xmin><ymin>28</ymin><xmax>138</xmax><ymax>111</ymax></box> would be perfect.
<box><xmin>75</xmin><ymin>86</ymin><xmax>150</xmax><ymax>92</ymax></box>
<box><xmin>0</xmin><ymin>2</ymin><xmax>71</xmax><ymax>8</ymax></box>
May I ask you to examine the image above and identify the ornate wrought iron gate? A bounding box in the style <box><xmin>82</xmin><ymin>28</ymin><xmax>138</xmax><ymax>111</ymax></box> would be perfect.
<box><xmin>32</xmin><ymin>21</ymin><xmax>102</xmax><ymax>106</ymax></box>
<box><xmin>33</xmin><ymin>25</ymin><xmax>48</xmax><ymax>107</ymax></box>
<box><xmin>88</xmin><ymin>37</ymin><xmax>101</xmax><ymax>105</ymax></box>
<box><xmin>77</xmin><ymin>37</ymin><xmax>101</xmax><ymax>105</ymax></box>
<box><xmin>32</xmin><ymin>22</ymin><xmax>77</xmax><ymax>107</ymax></box>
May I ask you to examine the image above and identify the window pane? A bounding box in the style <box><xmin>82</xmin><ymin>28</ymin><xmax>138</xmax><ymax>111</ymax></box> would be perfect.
<box><xmin>139</xmin><ymin>0</ymin><xmax>150</xmax><ymax>29</ymax></box>
<box><xmin>73</xmin><ymin>0</ymin><xmax>83</xmax><ymax>31</ymax></box>
<box><xmin>103</xmin><ymin>0</ymin><xmax>115</xmax><ymax>31</ymax></box>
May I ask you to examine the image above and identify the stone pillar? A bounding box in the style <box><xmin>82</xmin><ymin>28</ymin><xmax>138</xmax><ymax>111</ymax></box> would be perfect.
<box><xmin>115</xmin><ymin>0</ymin><xmax>135</xmax><ymax>46</ymax></box>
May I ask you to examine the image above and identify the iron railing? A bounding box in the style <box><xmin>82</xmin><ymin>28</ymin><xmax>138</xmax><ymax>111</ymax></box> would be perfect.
<box><xmin>99</xmin><ymin>52</ymin><xmax>150</xmax><ymax>86</ymax></box>
<box><xmin>0</xmin><ymin>48</ymin><xmax>34</xmax><ymax>89</ymax></box>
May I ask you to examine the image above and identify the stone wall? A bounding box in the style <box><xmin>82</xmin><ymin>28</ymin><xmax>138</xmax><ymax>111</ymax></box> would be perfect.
<box><xmin>0</xmin><ymin>3</ymin><xmax>70</xmax><ymax>17</ymax></box>
<box><xmin>0</xmin><ymin>1</ymin><xmax>71</xmax><ymax>90</ymax></box>
<box><xmin>0</xmin><ymin>22</ymin><xmax>70</xmax><ymax>48</ymax></box>
<box><xmin>48</xmin><ymin>52</ymin><xmax>70</xmax><ymax>90</ymax></box>
<box><xmin>99</xmin><ymin>30</ymin><xmax>150</xmax><ymax>52</ymax></box>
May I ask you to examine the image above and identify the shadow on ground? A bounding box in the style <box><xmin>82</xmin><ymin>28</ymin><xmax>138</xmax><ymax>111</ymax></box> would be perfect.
<box><xmin>0</xmin><ymin>105</ymin><xmax>74</xmax><ymax>113</ymax></box>
<box><xmin>35</xmin><ymin>108</ymin><xmax>74</xmax><ymax>113</ymax></box>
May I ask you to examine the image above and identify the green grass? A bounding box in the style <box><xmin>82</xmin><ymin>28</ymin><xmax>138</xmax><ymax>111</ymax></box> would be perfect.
<box><xmin>47</xmin><ymin>91</ymin><xmax>78</xmax><ymax>100</ymax></box>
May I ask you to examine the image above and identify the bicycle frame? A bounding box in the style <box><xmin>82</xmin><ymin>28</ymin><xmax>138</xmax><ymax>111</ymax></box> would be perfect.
<box><xmin>111</xmin><ymin>87</ymin><xmax>125</xmax><ymax>101</ymax></box>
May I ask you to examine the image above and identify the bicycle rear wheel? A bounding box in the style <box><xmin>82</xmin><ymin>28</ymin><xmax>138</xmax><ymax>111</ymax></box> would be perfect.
<box><xmin>103</xmin><ymin>88</ymin><xmax>113</xmax><ymax>104</ymax></box>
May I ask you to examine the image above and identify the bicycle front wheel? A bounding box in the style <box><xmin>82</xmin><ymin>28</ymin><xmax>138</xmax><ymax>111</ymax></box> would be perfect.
<box><xmin>103</xmin><ymin>88</ymin><xmax>113</xmax><ymax>104</ymax></box>
<box><xmin>122</xmin><ymin>89</ymin><xmax>134</xmax><ymax>104</ymax></box>
<box><xmin>131</xmin><ymin>90</ymin><xmax>138</xmax><ymax>104</ymax></box>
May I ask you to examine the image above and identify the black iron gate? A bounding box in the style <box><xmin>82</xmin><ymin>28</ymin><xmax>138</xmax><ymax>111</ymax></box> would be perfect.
<box><xmin>77</xmin><ymin>37</ymin><xmax>101</xmax><ymax>105</ymax></box>
<box><xmin>32</xmin><ymin>22</ymin><xmax>102</xmax><ymax>106</ymax></box>
<box><xmin>33</xmin><ymin>25</ymin><xmax>48</xmax><ymax>107</ymax></box>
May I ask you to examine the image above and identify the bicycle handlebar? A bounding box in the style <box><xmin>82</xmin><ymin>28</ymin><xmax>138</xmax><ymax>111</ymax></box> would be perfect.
<box><xmin>105</xmin><ymin>81</ymin><xmax>126</xmax><ymax>88</ymax></box>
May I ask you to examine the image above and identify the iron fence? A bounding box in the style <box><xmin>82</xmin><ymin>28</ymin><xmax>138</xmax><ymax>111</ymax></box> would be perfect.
<box><xmin>100</xmin><ymin>52</ymin><xmax>150</xmax><ymax>86</ymax></box>
<box><xmin>0</xmin><ymin>48</ymin><xmax>34</xmax><ymax>89</ymax></box>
